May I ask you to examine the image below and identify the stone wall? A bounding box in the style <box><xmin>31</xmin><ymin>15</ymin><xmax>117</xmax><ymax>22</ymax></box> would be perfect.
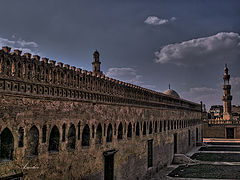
<box><xmin>0</xmin><ymin>93</ymin><xmax>202</xmax><ymax>179</ymax></box>
<box><xmin>0</xmin><ymin>46</ymin><xmax>200</xmax><ymax>112</ymax></box>
<box><xmin>0</xmin><ymin>46</ymin><xmax>202</xmax><ymax>179</ymax></box>
<box><xmin>203</xmin><ymin>123</ymin><xmax>225</xmax><ymax>138</ymax></box>
<box><xmin>203</xmin><ymin>123</ymin><xmax>240</xmax><ymax>139</ymax></box>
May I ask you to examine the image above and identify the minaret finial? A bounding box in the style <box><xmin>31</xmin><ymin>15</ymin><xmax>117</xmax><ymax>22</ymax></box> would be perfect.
<box><xmin>222</xmin><ymin>64</ymin><xmax>232</xmax><ymax>120</ymax></box>
<box><xmin>92</xmin><ymin>50</ymin><xmax>102</xmax><ymax>75</ymax></box>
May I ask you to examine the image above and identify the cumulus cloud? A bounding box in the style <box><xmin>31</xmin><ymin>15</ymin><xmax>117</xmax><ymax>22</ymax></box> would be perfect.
<box><xmin>106</xmin><ymin>67</ymin><xmax>143</xmax><ymax>85</ymax></box>
<box><xmin>189</xmin><ymin>87</ymin><xmax>219</xmax><ymax>96</ymax></box>
<box><xmin>181</xmin><ymin>87</ymin><xmax>221</xmax><ymax>109</ymax></box>
<box><xmin>144</xmin><ymin>16</ymin><xmax>176</xmax><ymax>26</ymax></box>
<box><xmin>106</xmin><ymin>67</ymin><xmax>156</xmax><ymax>89</ymax></box>
<box><xmin>155</xmin><ymin>32</ymin><xmax>240</xmax><ymax>66</ymax></box>
<box><xmin>0</xmin><ymin>36</ymin><xmax>39</xmax><ymax>54</ymax></box>
<box><xmin>182</xmin><ymin>78</ymin><xmax>240</xmax><ymax>109</ymax></box>
<box><xmin>231</xmin><ymin>77</ymin><xmax>240</xmax><ymax>105</ymax></box>
<box><xmin>231</xmin><ymin>77</ymin><xmax>240</xmax><ymax>87</ymax></box>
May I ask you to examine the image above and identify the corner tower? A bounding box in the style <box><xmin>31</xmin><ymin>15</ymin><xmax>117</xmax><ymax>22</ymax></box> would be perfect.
<box><xmin>222</xmin><ymin>64</ymin><xmax>232</xmax><ymax>120</ymax></box>
<box><xmin>92</xmin><ymin>50</ymin><xmax>103</xmax><ymax>75</ymax></box>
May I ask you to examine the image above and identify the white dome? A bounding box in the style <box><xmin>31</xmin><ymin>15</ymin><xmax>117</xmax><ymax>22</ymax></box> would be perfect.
<box><xmin>163</xmin><ymin>89</ymin><xmax>180</xmax><ymax>98</ymax></box>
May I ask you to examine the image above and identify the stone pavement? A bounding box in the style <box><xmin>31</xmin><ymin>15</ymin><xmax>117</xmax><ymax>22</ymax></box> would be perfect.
<box><xmin>150</xmin><ymin>139</ymin><xmax>240</xmax><ymax>180</ymax></box>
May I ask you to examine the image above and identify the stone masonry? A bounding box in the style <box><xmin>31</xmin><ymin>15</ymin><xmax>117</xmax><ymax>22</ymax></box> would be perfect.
<box><xmin>0</xmin><ymin>46</ymin><xmax>202</xmax><ymax>180</ymax></box>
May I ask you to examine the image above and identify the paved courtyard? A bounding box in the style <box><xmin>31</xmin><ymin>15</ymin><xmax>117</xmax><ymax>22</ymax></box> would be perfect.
<box><xmin>151</xmin><ymin>138</ymin><xmax>240</xmax><ymax>180</ymax></box>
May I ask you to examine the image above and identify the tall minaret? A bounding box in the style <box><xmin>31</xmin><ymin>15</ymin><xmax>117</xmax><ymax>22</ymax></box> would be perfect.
<box><xmin>92</xmin><ymin>50</ymin><xmax>103</xmax><ymax>75</ymax></box>
<box><xmin>222</xmin><ymin>64</ymin><xmax>232</xmax><ymax>120</ymax></box>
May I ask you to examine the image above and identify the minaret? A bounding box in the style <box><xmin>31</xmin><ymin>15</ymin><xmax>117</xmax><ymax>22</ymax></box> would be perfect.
<box><xmin>222</xmin><ymin>64</ymin><xmax>232</xmax><ymax>120</ymax></box>
<box><xmin>92</xmin><ymin>50</ymin><xmax>103</xmax><ymax>75</ymax></box>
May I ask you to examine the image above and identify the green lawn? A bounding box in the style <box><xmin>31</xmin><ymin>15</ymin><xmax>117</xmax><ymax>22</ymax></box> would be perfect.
<box><xmin>169</xmin><ymin>164</ymin><xmax>240</xmax><ymax>179</ymax></box>
<box><xmin>191</xmin><ymin>153</ymin><xmax>240</xmax><ymax>162</ymax></box>
<box><xmin>199</xmin><ymin>146</ymin><xmax>240</xmax><ymax>151</ymax></box>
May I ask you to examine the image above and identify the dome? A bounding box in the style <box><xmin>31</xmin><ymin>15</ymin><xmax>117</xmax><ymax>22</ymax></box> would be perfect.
<box><xmin>163</xmin><ymin>89</ymin><xmax>180</xmax><ymax>98</ymax></box>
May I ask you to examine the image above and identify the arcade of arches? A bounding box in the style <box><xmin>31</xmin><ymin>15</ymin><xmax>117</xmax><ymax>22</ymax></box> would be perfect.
<box><xmin>0</xmin><ymin>47</ymin><xmax>202</xmax><ymax>179</ymax></box>
<box><xmin>0</xmin><ymin>118</ymin><xmax>199</xmax><ymax>159</ymax></box>
<box><xmin>0</xmin><ymin>98</ymin><xmax>202</xmax><ymax>180</ymax></box>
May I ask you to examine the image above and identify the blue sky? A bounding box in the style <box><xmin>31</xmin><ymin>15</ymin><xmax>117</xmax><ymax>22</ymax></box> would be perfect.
<box><xmin>0</xmin><ymin>0</ymin><xmax>240</xmax><ymax>109</ymax></box>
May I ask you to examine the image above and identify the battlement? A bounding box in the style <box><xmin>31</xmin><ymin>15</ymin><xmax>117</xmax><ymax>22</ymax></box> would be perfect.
<box><xmin>0</xmin><ymin>46</ymin><xmax>201</xmax><ymax>111</ymax></box>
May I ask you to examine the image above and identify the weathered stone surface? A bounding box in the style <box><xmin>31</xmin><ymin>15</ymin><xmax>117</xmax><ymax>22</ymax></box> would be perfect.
<box><xmin>0</xmin><ymin>47</ymin><xmax>202</xmax><ymax>179</ymax></box>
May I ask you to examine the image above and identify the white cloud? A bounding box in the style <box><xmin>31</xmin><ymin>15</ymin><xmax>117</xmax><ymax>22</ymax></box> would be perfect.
<box><xmin>189</xmin><ymin>87</ymin><xmax>219</xmax><ymax>96</ymax></box>
<box><xmin>181</xmin><ymin>87</ymin><xmax>221</xmax><ymax>109</ymax></box>
<box><xmin>16</xmin><ymin>39</ymin><xmax>38</xmax><ymax>48</ymax></box>
<box><xmin>181</xmin><ymin>78</ymin><xmax>240</xmax><ymax>109</ymax></box>
<box><xmin>231</xmin><ymin>77</ymin><xmax>240</xmax><ymax>105</ymax></box>
<box><xmin>0</xmin><ymin>36</ymin><xmax>39</xmax><ymax>55</ymax></box>
<box><xmin>231</xmin><ymin>77</ymin><xmax>240</xmax><ymax>87</ymax></box>
<box><xmin>155</xmin><ymin>32</ymin><xmax>240</xmax><ymax>66</ymax></box>
<box><xmin>144</xmin><ymin>16</ymin><xmax>176</xmax><ymax>26</ymax></box>
<box><xmin>106</xmin><ymin>67</ymin><xmax>142</xmax><ymax>85</ymax></box>
<box><xmin>106</xmin><ymin>67</ymin><xmax>156</xmax><ymax>89</ymax></box>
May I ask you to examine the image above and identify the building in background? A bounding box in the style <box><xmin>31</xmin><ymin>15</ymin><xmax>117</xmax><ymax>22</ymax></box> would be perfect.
<box><xmin>209</xmin><ymin>105</ymin><xmax>223</xmax><ymax>119</ymax></box>
<box><xmin>204</xmin><ymin>65</ymin><xmax>240</xmax><ymax>139</ymax></box>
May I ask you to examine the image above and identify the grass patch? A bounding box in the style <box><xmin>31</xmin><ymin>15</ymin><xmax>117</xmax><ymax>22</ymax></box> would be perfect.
<box><xmin>169</xmin><ymin>164</ymin><xmax>240</xmax><ymax>179</ymax></box>
<box><xmin>191</xmin><ymin>153</ymin><xmax>240</xmax><ymax>162</ymax></box>
<box><xmin>205</xmin><ymin>142</ymin><xmax>240</xmax><ymax>145</ymax></box>
<box><xmin>199</xmin><ymin>146</ymin><xmax>240</xmax><ymax>151</ymax></box>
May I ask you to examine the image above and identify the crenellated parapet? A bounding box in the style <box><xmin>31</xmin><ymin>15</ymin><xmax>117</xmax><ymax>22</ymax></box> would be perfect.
<box><xmin>0</xmin><ymin>46</ymin><xmax>201</xmax><ymax>111</ymax></box>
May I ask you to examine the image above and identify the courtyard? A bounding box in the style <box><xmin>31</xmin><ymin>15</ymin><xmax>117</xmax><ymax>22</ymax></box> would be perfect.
<box><xmin>152</xmin><ymin>138</ymin><xmax>240</xmax><ymax>180</ymax></box>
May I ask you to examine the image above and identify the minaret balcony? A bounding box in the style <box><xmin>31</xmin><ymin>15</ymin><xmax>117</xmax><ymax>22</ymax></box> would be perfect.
<box><xmin>222</xmin><ymin>85</ymin><xmax>231</xmax><ymax>90</ymax></box>
<box><xmin>92</xmin><ymin>61</ymin><xmax>101</xmax><ymax>65</ymax></box>
<box><xmin>223</xmin><ymin>74</ymin><xmax>230</xmax><ymax>80</ymax></box>
<box><xmin>222</xmin><ymin>95</ymin><xmax>232</xmax><ymax>101</ymax></box>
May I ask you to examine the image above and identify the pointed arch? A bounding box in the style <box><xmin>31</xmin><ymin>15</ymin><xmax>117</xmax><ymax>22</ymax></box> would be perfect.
<box><xmin>136</xmin><ymin>122</ymin><xmax>140</xmax><ymax>136</ymax></box>
<box><xmin>27</xmin><ymin>126</ymin><xmax>39</xmax><ymax>156</ymax></box>
<box><xmin>188</xmin><ymin>129</ymin><xmax>191</xmax><ymax>146</ymax></box>
<box><xmin>77</xmin><ymin>122</ymin><xmax>80</xmax><ymax>140</ymax></box>
<box><xmin>196</xmin><ymin>127</ymin><xmax>199</xmax><ymax>142</ymax></box>
<box><xmin>17</xmin><ymin>61</ymin><xmax>22</xmax><ymax>77</ymax></box>
<box><xmin>48</xmin><ymin>125</ymin><xmax>60</xmax><ymax>152</ymax></box>
<box><xmin>5</xmin><ymin>59</ymin><xmax>11</xmax><ymax>76</ymax></box>
<box><xmin>92</xmin><ymin>125</ymin><xmax>95</xmax><ymax>138</ymax></box>
<box><xmin>67</xmin><ymin>124</ymin><xmax>76</xmax><ymax>151</ymax></box>
<box><xmin>117</xmin><ymin>122</ymin><xmax>123</xmax><ymax>140</ymax></box>
<box><xmin>159</xmin><ymin>121</ymin><xmax>162</xmax><ymax>132</ymax></box>
<box><xmin>114</xmin><ymin>123</ymin><xmax>117</xmax><ymax>135</ymax></box>
<box><xmin>143</xmin><ymin>122</ymin><xmax>146</xmax><ymax>135</ymax></box>
<box><xmin>42</xmin><ymin>125</ymin><xmax>47</xmax><ymax>143</ymax></box>
<box><xmin>104</xmin><ymin>123</ymin><xmax>106</xmax><ymax>136</ymax></box>
<box><xmin>0</xmin><ymin>128</ymin><xmax>14</xmax><ymax>161</ymax></box>
<box><xmin>164</xmin><ymin>120</ymin><xmax>166</xmax><ymax>131</ymax></box>
<box><xmin>124</xmin><ymin>122</ymin><xmax>126</xmax><ymax>134</ymax></box>
<box><xmin>18</xmin><ymin>127</ymin><xmax>24</xmax><ymax>148</ymax></box>
<box><xmin>127</xmin><ymin>122</ymin><xmax>132</xmax><ymax>138</ymax></box>
<box><xmin>106</xmin><ymin>123</ymin><xmax>113</xmax><ymax>142</ymax></box>
<box><xmin>82</xmin><ymin>124</ymin><xmax>90</xmax><ymax>146</ymax></box>
<box><xmin>62</xmin><ymin>123</ymin><xmax>66</xmax><ymax>142</ymax></box>
<box><xmin>149</xmin><ymin>121</ymin><xmax>152</xmax><ymax>134</ymax></box>
<box><xmin>96</xmin><ymin>124</ymin><xmax>102</xmax><ymax>145</ymax></box>
<box><xmin>154</xmin><ymin>121</ymin><xmax>158</xmax><ymax>133</ymax></box>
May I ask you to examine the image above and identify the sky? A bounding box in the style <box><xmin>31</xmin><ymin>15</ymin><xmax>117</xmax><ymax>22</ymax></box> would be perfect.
<box><xmin>0</xmin><ymin>0</ymin><xmax>240</xmax><ymax>109</ymax></box>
